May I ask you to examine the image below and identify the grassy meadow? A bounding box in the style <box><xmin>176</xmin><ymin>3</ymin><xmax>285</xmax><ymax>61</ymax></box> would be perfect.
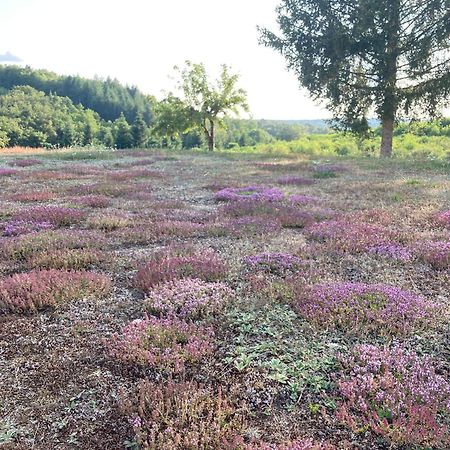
<box><xmin>0</xmin><ymin>147</ymin><xmax>448</xmax><ymax>449</ymax></box>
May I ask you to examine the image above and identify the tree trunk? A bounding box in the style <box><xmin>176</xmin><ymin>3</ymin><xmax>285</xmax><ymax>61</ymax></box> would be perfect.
<box><xmin>380</xmin><ymin>118</ymin><xmax>394</xmax><ymax>158</ymax></box>
<box><xmin>207</xmin><ymin>119</ymin><xmax>215</xmax><ymax>151</ymax></box>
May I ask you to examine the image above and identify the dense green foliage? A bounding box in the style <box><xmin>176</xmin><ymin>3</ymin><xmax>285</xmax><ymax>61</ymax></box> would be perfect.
<box><xmin>0</xmin><ymin>65</ymin><xmax>154</xmax><ymax>123</ymax></box>
<box><xmin>260</xmin><ymin>0</ymin><xmax>450</xmax><ymax>157</ymax></box>
<box><xmin>156</xmin><ymin>62</ymin><xmax>249</xmax><ymax>151</ymax></box>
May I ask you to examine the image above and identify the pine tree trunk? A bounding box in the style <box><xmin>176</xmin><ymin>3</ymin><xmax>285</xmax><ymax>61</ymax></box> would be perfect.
<box><xmin>380</xmin><ymin>118</ymin><xmax>394</xmax><ymax>158</ymax></box>
<box><xmin>207</xmin><ymin>119</ymin><xmax>215</xmax><ymax>151</ymax></box>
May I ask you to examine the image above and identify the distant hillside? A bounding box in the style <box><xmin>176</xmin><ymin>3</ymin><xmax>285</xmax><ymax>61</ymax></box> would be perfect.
<box><xmin>0</xmin><ymin>65</ymin><xmax>154</xmax><ymax>124</ymax></box>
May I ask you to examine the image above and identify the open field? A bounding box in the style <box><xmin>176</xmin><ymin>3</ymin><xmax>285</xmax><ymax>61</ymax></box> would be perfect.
<box><xmin>0</xmin><ymin>149</ymin><xmax>449</xmax><ymax>449</ymax></box>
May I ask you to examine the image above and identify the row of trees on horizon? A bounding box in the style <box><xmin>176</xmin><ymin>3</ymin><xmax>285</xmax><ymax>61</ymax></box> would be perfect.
<box><xmin>0</xmin><ymin>1</ymin><xmax>449</xmax><ymax>156</ymax></box>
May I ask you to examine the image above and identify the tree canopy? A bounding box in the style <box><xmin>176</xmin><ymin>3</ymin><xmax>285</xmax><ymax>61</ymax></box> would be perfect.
<box><xmin>0</xmin><ymin>65</ymin><xmax>154</xmax><ymax>124</ymax></box>
<box><xmin>156</xmin><ymin>62</ymin><xmax>249</xmax><ymax>151</ymax></box>
<box><xmin>260</xmin><ymin>0</ymin><xmax>450</xmax><ymax>157</ymax></box>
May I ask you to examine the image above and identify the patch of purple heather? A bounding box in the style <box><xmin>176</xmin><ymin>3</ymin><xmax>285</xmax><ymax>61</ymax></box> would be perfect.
<box><xmin>277</xmin><ymin>176</ymin><xmax>315</xmax><ymax>186</ymax></box>
<box><xmin>3</xmin><ymin>220</ymin><xmax>54</xmax><ymax>236</ymax></box>
<box><xmin>215</xmin><ymin>186</ymin><xmax>284</xmax><ymax>202</ymax></box>
<box><xmin>288</xmin><ymin>194</ymin><xmax>321</xmax><ymax>205</ymax></box>
<box><xmin>244</xmin><ymin>253</ymin><xmax>304</xmax><ymax>276</ymax></box>
<box><xmin>337</xmin><ymin>345</ymin><xmax>450</xmax><ymax>447</ymax></box>
<box><xmin>414</xmin><ymin>240</ymin><xmax>450</xmax><ymax>269</ymax></box>
<box><xmin>12</xmin><ymin>206</ymin><xmax>86</xmax><ymax>227</ymax></box>
<box><xmin>367</xmin><ymin>244</ymin><xmax>413</xmax><ymax>262</ymax></box>
<box><xmin>107</xmin><ymin>315</ymin><xmax>213</xmax><ymax>372</ymax></box>
<box><xmin>306</xmin><ymin>220</ymin><xmax>397</xmax><ymax>253</ymax></box>
<box><xmin>0</xmin><ymin>168</ymin><xmax>17</xmax><ymax>176</ymax></box>
<box><xmin>292</xmin><ymin>282</ymin><xmax>441</xmax><ymax>336</ymax></box>
<box><xmin>145</xmin><ymin>278</ymin><xmax>234</xmax><ymax>320</ymax></box>
<box><xmin>434</xmin><ymin>210</ymin><xmax>450</xmax><ymax>228</ymax></box>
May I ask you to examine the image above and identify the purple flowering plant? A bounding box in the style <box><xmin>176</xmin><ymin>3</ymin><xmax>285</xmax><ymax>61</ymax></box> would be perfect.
<box><xmin>337</xmin><ymin>345</ymin><xmax>450</xmax><ymax>447</ymax></box>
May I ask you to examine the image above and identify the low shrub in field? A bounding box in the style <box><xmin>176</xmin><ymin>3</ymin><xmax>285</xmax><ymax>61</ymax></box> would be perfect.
<box><xmin>26</xmin><ymin>170</ymin><xmax>74</xmax><ymax>181</ymax></box>
<box><xmin>367</xmin><ymin>243</ymin><xmax>413</xmax><ymax>262</ymax></box>
<box><xmin>215</xmin><ymin>186</ymin><xmax>284</xmax><ymax>202</ymax></box>
<box><xmin>0</xmin><ymin>269</ymin><xmax>111</xmax><ymax>313</ymax></box>
<box><xmin>0</xmin><ymin>168</ymin><xmax>17</xmax><ymax>176</ymax></box>
<box><xmin>434</xmin><ymin>210</ymin><xmax>450</xmax><ymax>228</ymax></box>
<box><xmin>222</xmin><ymin>216</ymin><xmax>282</xmax><ymax>236</ymax></box>
<box><xmin>306</xmin><ymin>220</ymin><xmax>398</xmax><ymax>253</ymax></box>
<box><xmin>69</xmin><ymin>183</ymin><xmax>135</xmax><ymax>197</ymax></box>
<box><xmin>337</xmin><ymin>345</ymin><xmax>450</xmax><ymax>448</ymax></box>
<box><xmin>250</xmin><ymin>440</ymin><xmax>334</xmax><ymax>450</ymax></box>
<box><xmin>415</xmin><ymin>240</ymin><xmax>450</xmax><ymax>269</ymax></box>
<box><xmin>8</xmin><ymin>158</ymin><xmax>42</xmax><ymax>167</ymax></box>
<box><xmin>27</xmin><ymin>249</ymin><xmax>105</xmax><ymax>270</ymax></box>
<box><xmin>2</xmin><ymin>229</ymin><xmax>105</xmax><ymax>261</ymax></box>
<box><xmin>244</xmin><ymin>253</ymin><xmax>304</xmax><ymax>276</ymax></box>
<box><xmin>76</xmin><ymin>195</ymin><xmax>112</xmax><ymax>208</ymax></box>
<box><xmin>292</xmin><ymin>282</ymin><xmax>440</xmax><ymax>337</ymax></box>
<box><xmin>277</xmin><ymin>176</ymin><xmax>315</xmax><ymax>186</ymax></box>
<box><xmin>87</xmin><ymin>214</ymin><xmax>132</xmax><ymax>231</ymax></box>
<box><xmin>288</xmin><ymin>195</ymin><xmax>320</xmax><ymax>205</ymax></box>
<box><xmin>221</xmin><ymin>201</ymin><xmax>318</xmax><ymax>229</ymax></box>
<box><xmin>12</xmin><ymin>206</ymin><xmax>86</xmax><ymax>227</ymax></box>
<box><xmin>3</xmin><ymin>219</ymin><xmax>54</xmax><ymax>236</ymax></box>
<box><xmin>122</xmin><ymin>380</ymin><xmax>246</xmax><ymax>450</ymax></box>
<box><xmin>108</xmin><ymin>316</ymin><xmax>213</xmax><ymax>372</ymax></box>
<box><xmin>127</xmin><ymin>158</ymin><xmax>155</xmax><ymax>166</ymax></box>
<box><xmin>135</xmin><ymin>248</ymin><xmax>227</xmax><ymax>293</ymax></box>
<box><xmin>9</xmin><ymin>191</ymin><xmax>56</xmax><ymax>203</ymax></box>
<box><xmin>145</xmin><ymin>278</ymin><xmax>234</xmax><ymax>320</ymax></box>
<box><xmin>106</xmin><ymin>169</ymin><xmax>163</xmax><ymax>181</ymax></box>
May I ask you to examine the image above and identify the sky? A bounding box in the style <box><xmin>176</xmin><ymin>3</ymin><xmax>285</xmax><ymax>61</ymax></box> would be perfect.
<box><xmin>0</xmin><ymin>0</ymin><xmax>331</xmax><ymax>120</ymax></box>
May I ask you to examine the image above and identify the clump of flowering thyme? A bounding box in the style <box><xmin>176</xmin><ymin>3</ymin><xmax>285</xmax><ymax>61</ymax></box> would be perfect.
<box><xmin>144</xmin><ymin>278</ymin><xmax>234</xmax><ymax>320</ymax></box>
<box><xmin>337</xmin><ymin>345</ymin><xmax>450</xmax><ymax>448</ymax></box>
<box><xmin>108</xmin><ymin>316</ymin><xmax>213</xmax><ymax>372</ymax></box>
<box><xmin>215</xmin><ymin>186</ymin><xmax>284</xmax><ymax>202</ymax></box>
<box><xmin>243</xmin><ymin>253</ymin><xmax>304</xmax><ymax>276</ymax></box>
<box><xmin>292</xmin><ymin>282</ymin><xmax>441</xmax><ymax>337</ymax></box>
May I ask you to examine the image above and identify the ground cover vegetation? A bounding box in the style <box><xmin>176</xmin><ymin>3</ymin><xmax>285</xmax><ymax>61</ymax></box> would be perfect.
<box><xmin>0</xmin><ymin>148</ymin><xmax>448</xmax><ymax>449</ymax></box>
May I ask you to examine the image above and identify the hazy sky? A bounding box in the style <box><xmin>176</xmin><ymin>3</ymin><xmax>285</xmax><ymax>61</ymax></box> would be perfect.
<box><xmin>0</xmin><ymin>0</ymin><xmax>331</xmax><ymax>120</ymax></box>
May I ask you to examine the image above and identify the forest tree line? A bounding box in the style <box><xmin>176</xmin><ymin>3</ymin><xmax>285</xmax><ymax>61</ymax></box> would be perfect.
<box><xmin>0</xmin><ymin>65</ymin><xmax>449</xmax><ymax>150</ymax></box>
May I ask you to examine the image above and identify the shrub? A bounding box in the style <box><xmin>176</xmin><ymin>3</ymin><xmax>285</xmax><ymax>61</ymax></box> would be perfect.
<box><xmin>306</xmin><ymin>220</ymin><xmax>398</xmax><ymax>253</ymax></box>
<box><xmin>12</xmin><ymin>206</ymin><xmax>86</xmax><ymax>227</ymax></box>
<box><xmin>108</xmin><ymin>316</ymin><xmax>213</xmax><ymax>372</ymax></box>
<box><xmin>434</xmin><ymin>210</ymin><xmax>450</xmax><ymax>228</ymax></box>
<box><xmin>337</xmin><ymin>345</ymin><xmax>450</xmax><ymax>448</ymax></box>
<box><xmin>144</xmin><ymin>278</ymin><xmax>234</xmax><ymax>320</ymax></box>
<box><xmin>122</xmin><ymin>380</ymin><xmax>245</xmax><ymax>450</ymax></box>
<box><xmin>415</xmin><ymin>240</ymin><xmax>450</xmax><ymax>269</ymax></box>
<box><xmin>135</xmin><ymin>248</ymin><xmax>227</xmax><ymax>293</ymax></box>
<box><xmin>367</xmin><ymin>244</ymin><xmax>413</xmax><ymax>262</ymax></box>
<box><xmin>2</xmin><ymin>229</ymin><xmax>105</xmax><ymax>261</ymax></box>
<box><xmin>3</xmin><ymin>220</ymin><xmax>54</xmax><ymax>237</ymax></box>
<box><xmin>288</xmin><ymin>195</ymin><xmax>320</xmax><ymax>205</ymax></box>
<box><xmin>222</xmin><ymin>216</ymin><xmax>282</xmax><ymax>236</ymax></box>
<box><xmin>69</xmin><ymin>183</ymin><xmax>135</xmax><ymax>197</ymax></box>
<box><xmin>0</xmin><ymin>168</ymin><xmax>17</xmax><ymax>177</ymax></box>
<box><xmin>292</xmin><ymin>282</ymin><xmax>441</xmax><ymax>337</ymax></box>
<box><xmin>243</xmin><ymin>253</ymin><xmax>304</xmax><ymax>276</ymax></box>
<box><xmin>249</xmin><ymin>440</ymin><xmax>334</xmax><ymax>450</ymax></box>
<box><xmin>76</xmin><ymin>195</ymin><xmax>111</xmax><ymax>208</ymax></box>
<box><xmin>0</xmin><ymin>269</ymin><xmax>111</xmax><ymax>314</ymax></box>
<box><xmin>106</xmin><ymin>169</ymin><xmax>163</xmax><ymax>181</ymax></box>
<box><xmin>221</xmin><ymin>201</ymin><xmax>317</xmax><ymax>229</ymax></box>
<box><xmin>277</xmin><ymin>176</ymin><xmax>315</xmax><ymax>186</ymax></box>
<box><xmin>9</xmin><ymin>191</ymin><xmax>55</xmax><ymax>203</ymax></box>
<box><xmin>8</xmin><ymin>158</ymin><xmax>42</xmax><ymax>167</ymax></box>
<box><xmin>26</xmin><ymin>249</ymin><xmax>105</xmax><ymax>270</ymax></box>
<box><xmin>87</xmin><ymin>214</ymin><xmax>132</xmax><ymax>231</ymax></box>
<box><xmin>215</xmin><ymin>186</ymin><xmax>284</xmax><ymax>202</ymax></box>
